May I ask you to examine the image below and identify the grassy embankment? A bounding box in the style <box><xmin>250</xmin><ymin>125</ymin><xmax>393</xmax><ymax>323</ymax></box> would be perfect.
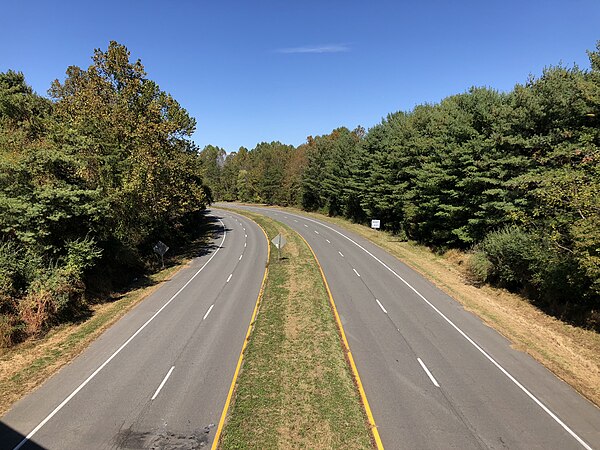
<box><xmin>276</xmin><ymin>206</ymin><xmax>600</xmax><ymax>408</ymax></box>
<box><xmin>218</xmin><ymin>210</ymin><xmax>373</xmax><ymax>449</ymax></box>
<box><xmin>0</xmin><ymin>236</ymin><xmax>210</xmax><ymax>418</ymax></box>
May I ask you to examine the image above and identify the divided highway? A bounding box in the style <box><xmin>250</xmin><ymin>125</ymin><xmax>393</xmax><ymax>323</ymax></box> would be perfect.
<box><xmin>0</xmin><ymin>210</ymin><xmax>267</xmax><ymax>449</ymax></box>
<box><xmin>229</xmin><ymin>204</ymin><xmax>600</xmax><ymax>450</ymax></box>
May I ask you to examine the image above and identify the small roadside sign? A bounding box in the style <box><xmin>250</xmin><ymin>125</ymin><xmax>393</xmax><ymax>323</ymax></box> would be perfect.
<box><xmin>271</xmin><ymin>234</ymin><xmax>287</xmax><ymax>260</ymax></box>
<box><xmin>153</xmin><ymin>241</ymin><xmax>169</xmax><ymax>268</ymax></box>
<box><xmin>371</xmin><ymin>219</ymin><xmax>381</xmax><ymax>229</ymax></box>
<box><xmin>271</xmin><ymin>234</ymin><xmax>287</xmax><ymax>249</ymax></box>
<box><xmin>153</xmin><ymin>241</ymin><xmax>169</xmax><ymax>256</ymax></box>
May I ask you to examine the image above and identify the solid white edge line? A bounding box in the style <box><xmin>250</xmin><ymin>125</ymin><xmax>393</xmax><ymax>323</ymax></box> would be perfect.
<box><xmin>12</xmin><ymin>219</ymin><xmax>229</xmax><ymax>450</ymax></box>
<box><xmin>418</xmin><ymin>358</ymin><xmax>440</xmax><ymax>387</ymax></box>
<box><xmin>273</xmin><ymin>210</ymin><xmax>593</xmax><ymax>450</ymax></box>
<box><xmin>226</xmin><ymin>273</ymin><xmax>233</xmax><ymax>283</ymax></box>
<box><xmin>376</xmin><ymin>299</ymin><xmax>388</xmax><ymax>314</ymax></box>
<box><xmin>203</xmin><ymin>304</ymin><xmax>215</xmax><ymax>320</ymax></box>
<box><xmin>353</xmin><ymin>268</ymin><xmax>361</xmax><ymax>277</ymax></box>
<box><xmin>151</xmin><ymin>366</ymin><xmax>175</xmax><ymax>400</ymax></box>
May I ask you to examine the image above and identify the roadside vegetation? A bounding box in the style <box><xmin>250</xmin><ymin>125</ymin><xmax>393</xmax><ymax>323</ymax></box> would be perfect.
<box><xmin>218</xmin><ymin>211</ymin><xmax>373</xmax><ymax>449</ymax></box>
<box><xmin>0</xmin><ymin>239</ymin><xmax>209</xmax><ymax>417</ymax></box>
<box><xmin>0</xmin><ymin>42</ymin><xmax>210</xmax><ymax>347</ymax></box>
<box><xmin>201</xmin><ymin>43</ymin><xmax>600</xmax><ymax>332</ymax></box>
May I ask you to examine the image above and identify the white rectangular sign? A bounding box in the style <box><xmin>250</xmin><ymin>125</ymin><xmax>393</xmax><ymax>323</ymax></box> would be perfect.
<box><xmin>371</xmin><ymin>219</ymin><xmax>381</xmax><ymax>229</ymax></box>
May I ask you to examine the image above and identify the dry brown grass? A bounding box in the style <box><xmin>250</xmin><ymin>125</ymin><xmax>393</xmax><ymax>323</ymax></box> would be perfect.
<box><xmin>280</xmin><ymin>207</ymin><xmax>600</xmax><ymax>408</ymax></box>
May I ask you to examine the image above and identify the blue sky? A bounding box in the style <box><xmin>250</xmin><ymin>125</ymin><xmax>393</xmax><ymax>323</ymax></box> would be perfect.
<box><xmin>1</xmin><ymin>1</ymin><xmax>599</xmax><ymax>152</ymax></box>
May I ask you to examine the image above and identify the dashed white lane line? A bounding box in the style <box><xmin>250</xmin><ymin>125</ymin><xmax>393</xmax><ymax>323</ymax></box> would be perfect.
<box><xmin>326</xmin><ymin>239</ymin><xmax>331</xmax><ymax>244</ymax></box>
<box><xmin>304</xmin><ymin>224</ymin><xmax>308</xmax><ymax>228</ymax></box>
<box><xmin>10</xmin><ymin>218</ymin><xmax>229</xmax><ymax>450</ymax></box>
<box><xmin>418</xmin><ymin>358</ymin><xmax>440</xmax><ymax>387</ymax></box>
<box><xmin>294</xmin><ymin>219</ymin><xmax>298</xmax><ymax>222</ymax></box>
<box><xmin>244</xmin><ymin>242</ymin><xmax>247</xmax><ymax>248</ymax></box>
<box><xmin>151</xmin><ymin>366</ymin><xmax>175</xmax><ymax>400</ymax></box>
<box><xmin>376</xmin><ymin>299</ymin><xmax>388</xmax><ymax>314</ymax></box>
<box><xmin>245</xmin><ymin>234</ymin><xmax>247</xmax><ymax>238</ymax></box>
<box><xmin>239</xmin><ymin>254</ymin><xmax>243</xmax><ymax>261</ymax></box>
<box><xmin>203</xmin><ymin>304</ymin><xmax>215</xmax><ymax>321</ymax></box>
<box><xmin>353</xmin><ymin>268</ymin><xmax>361</xmax><ymax>277</ymax></box>
<box><xmin>246</xmin><ymin>208</ymin><xmax>594</xmax><ymax>450</ymax></box>
<box><xmin>338</xmin><ymin>251</ymin><xmax>344</xmax><ymax>257</ymax></box>
<box><xmin>314</xmin><ymin>230</ymin><xmax>319</xmax><ymax>235</ymax></box>
<box><xmin>226</xmin><ymin>274</ymin><xmax>233</xmax><ymax>283</ymax></box>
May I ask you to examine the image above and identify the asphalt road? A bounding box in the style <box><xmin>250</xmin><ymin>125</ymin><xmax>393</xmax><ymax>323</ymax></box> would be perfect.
<box><xmin>0</xmin><ymin>210</ymin><xmax>267</xmax><ymax>450</ymax></box>
<box><xmin>228</xmin><ymin>204</ymin><xmax>600</xmax><ymax>450</ymax></box>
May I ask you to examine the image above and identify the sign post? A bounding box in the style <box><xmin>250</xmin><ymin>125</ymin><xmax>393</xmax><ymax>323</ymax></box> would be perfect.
<box><xmin>271</xmin><ymin>233</ymin><xmax>287</xmax><ymax>260</ymax></box>
<box><xmin>153</xmin><ymin>241</ymin><xmax>169</xmax><ymax>268</ymax></box>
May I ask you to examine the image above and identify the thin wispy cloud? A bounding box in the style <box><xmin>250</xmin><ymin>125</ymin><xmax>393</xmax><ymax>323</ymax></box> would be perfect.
<box><xmin>276</xmin><ymin>44</ymin><xmax>350</xmax><ymax>54</ymax></box>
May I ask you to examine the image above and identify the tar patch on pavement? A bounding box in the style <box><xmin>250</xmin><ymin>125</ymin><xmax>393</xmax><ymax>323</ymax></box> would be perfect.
<box><xmin>116</xmin><ymin>424</ymin><xmax>215</xmax><ymax>449</ymax></box>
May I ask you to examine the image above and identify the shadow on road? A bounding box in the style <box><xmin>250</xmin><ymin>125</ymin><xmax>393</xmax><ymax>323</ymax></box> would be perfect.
<box><xmin>0</xmin><ymin>421</ymin><xmax>46</xmax><ymax>450</ymax></box>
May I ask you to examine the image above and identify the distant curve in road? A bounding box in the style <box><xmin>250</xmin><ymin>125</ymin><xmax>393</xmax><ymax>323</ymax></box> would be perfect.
<box><xmin>228</xmin><ymin>203</ymin><xmax>600</xmax><ymax>450</ymax></box>
<box><xmin>1</xmin><ymin>210</ymin><xmax>268</xmax><ymax>450</ymax></box>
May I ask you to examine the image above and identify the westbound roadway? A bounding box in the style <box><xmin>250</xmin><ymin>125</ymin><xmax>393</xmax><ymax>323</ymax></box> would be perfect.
<box><xmin>0</xmin><ymin>210</ymin><xmax>267</xmax><ymax>450</ymax></box>
<box><xmin>228</xmin><ymin>204</ymin><xmax>600</xmax><ymax>450</ymax></box>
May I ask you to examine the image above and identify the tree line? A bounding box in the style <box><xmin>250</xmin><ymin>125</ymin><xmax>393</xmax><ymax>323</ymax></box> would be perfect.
<box><xmin>201</xmin><ymin>44</ymin><xmax>600</xmax><ymax>330</ymax></box>
<box><xmin>0</xmin><ymin>42</ymin><xmax>209</xmax><ymax>346</ymax></box>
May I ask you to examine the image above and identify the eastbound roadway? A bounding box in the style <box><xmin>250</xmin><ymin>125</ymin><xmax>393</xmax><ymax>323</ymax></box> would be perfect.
<box><xmin>228</xmin><ymin>204</ymin><xmax>600</xmax><ymax>450</ymax></box>
<box><xmin>0</xmin><ymin>210</ymin><xmax>267</xmax><ymax>449</ymax></box>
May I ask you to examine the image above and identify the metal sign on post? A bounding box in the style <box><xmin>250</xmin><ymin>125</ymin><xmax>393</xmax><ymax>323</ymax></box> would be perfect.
<box><xmin>153</xmin><ymin>241</ymin><xmax>169</xmax><ymax>268</ymax></box>
<box><xmin>371</xmin><ymin>219</ymin><xmax>381</xmax><ymax>230</ymax></box>
<box><xmin>271</xmin><ymin>233</ymin><xmax>287</xmax><ymax>260</ymax></box>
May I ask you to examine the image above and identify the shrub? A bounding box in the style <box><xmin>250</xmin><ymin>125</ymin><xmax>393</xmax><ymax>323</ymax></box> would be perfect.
<box><xmin>473</xmin><ymin>226</ymin><xmax>536</xmax><ymax>290</ymax></box>
<box><xmin>467</xmin><ymin>250</ymin><xmax>493</xmax><ymax>285</ymax></box>
<box><xmin>64</xmin><ymin>237</ymin><xmax>102</xmax><ymax>275</ymax></box>
<box><xmin>19</xmin><ymin>267</ymin><xmax>86</xmax><ymax>336</ymax></box>
<box><xmin>0</xmin><ymin>304</ymin><xmax>26</xmax><ymax>347</ymax></box>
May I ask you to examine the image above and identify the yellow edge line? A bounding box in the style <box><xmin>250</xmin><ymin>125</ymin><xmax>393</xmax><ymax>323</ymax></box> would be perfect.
<box><xmin>297</xmin><ymin>232</ymin><xmax>385</xmax><ymax>450</ymax></box>
<box><xmin>210</xmin><ymin>212</ymin><xmax>270</xmax><ymax>450</ymax></box>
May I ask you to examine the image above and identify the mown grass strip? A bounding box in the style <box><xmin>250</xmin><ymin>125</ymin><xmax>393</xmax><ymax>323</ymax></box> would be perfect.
<box><xmin>297</xmin><ymin>232</ymin><xmax>384</xmax><ymax>450</ymax></box>
<box><xmin>211</xmin><ymin>215</ymin><xmax>270</xmax><ymax>449</ymax></box>
<box><xmin>218</xmin><ymin>211</ymin><xmax>373</xmax><ymax>450</ymax></box>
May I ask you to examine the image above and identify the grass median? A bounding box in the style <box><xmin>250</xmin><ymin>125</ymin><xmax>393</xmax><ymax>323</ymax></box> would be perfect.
<box><xmin>218</xmin><ymin>211</ymin><xmax>373</xmax><ymax>450</ymax></box>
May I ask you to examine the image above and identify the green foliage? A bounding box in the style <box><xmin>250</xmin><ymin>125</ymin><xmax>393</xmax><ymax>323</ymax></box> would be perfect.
<box><xmin>64</xmin><ymin>238</ymin><xmax>102</xmax><ymax>275</ymax></box>
<box><xmin>217</xmin><ymin>42</ymin><xmax>600</xmax><ymax>329</ymax></box>
<box><xmin>198</xmin><ymin>145</ymin><xmax>226</xmax><ymax>202</ymax></box>
<box><xmin>0</xmin><ymin>42</ymin><xmax>210</xmax><ymax>346</ymax></box>
<box><xmin>301</xmin><ymin>127</ymin><xmax>363</xmax><ymax>215</ymax></box>
<box><xmin>470</xmin><ymin>226</ymin><xmax>536</xmax><ymax>290</ymax></box>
